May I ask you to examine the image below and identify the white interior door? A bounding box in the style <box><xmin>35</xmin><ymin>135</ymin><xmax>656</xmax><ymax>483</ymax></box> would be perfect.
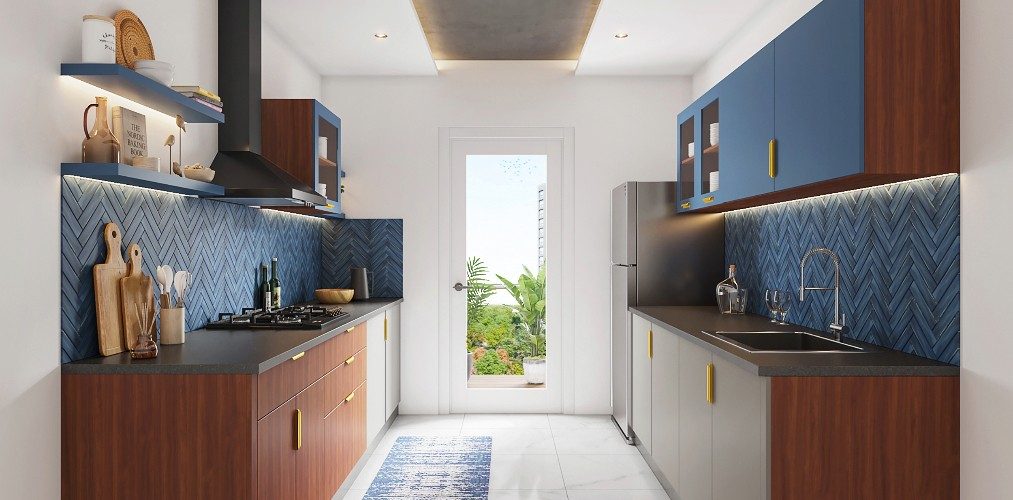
<box><xmin>450</xmin><ymin>138</ymin><xmax>562</xmax><ymax>413</ymax></box>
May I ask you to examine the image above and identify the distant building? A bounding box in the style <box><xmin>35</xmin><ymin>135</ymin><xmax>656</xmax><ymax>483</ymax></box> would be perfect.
<box><xmin>537</xmin><ymin>183</ymin><xmax>546</xmax><ymax>268</ymax></box>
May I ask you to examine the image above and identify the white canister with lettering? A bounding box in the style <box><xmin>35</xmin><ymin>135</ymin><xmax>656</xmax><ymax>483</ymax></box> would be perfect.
<box><xmin>82</xmin><ymin>15</ymin><xmax>116</xmax><ymax>63</ymax></box>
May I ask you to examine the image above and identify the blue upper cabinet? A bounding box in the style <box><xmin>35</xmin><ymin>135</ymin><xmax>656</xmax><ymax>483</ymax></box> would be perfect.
<box><xmin>773</xmin><ymin>0</ymin><xmax>863</xmax><ymax>191</ymax></box>
<box><xmin>719</xmin><ymin>43</ymin><xmax>775</xmax><ymax>201</ymax></box>
<box><xmin>675</xmin><ymin>0</ymin><xmax>958</xmax><ymax>213</ymax></box>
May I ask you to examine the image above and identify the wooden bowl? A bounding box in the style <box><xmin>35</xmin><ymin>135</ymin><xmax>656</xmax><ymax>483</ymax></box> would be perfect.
<box><xmin>315</xmin><ymin>288</ymin><xmax>354</xmax><ymax>304</ymax></box>
<box><xmin>182</xmin><ymin>167</ymin><xmax>215</xmax><ymax>183</ymax></box>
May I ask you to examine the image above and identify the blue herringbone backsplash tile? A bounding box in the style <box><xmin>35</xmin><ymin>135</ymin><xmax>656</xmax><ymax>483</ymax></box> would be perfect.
<box><xmin>726</xmin><ymin>175</ymin><xmax>960</xmax><ymax>364</ymax></box>
<box><xmin>61</xmin><ymin>176</ymin><xmax>323</xmax><ymax>363</ymax></box>
<box><xmin>321</xmin><ymin>219</ymin><xmax>404</xmax><ymax>298</ymax></box>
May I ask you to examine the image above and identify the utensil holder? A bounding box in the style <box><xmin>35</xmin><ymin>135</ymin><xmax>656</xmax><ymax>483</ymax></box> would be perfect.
<box><xmin>160</xmin><ymin>307</ymin><xmax>185</xmax><ymax>344</ymax></box>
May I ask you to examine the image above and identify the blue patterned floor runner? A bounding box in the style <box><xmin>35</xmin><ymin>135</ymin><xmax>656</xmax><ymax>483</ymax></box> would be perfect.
<box><xmin>365</xmin><ymin>436</ymin><xmax>492</xmax><ymax>499</ymax></box>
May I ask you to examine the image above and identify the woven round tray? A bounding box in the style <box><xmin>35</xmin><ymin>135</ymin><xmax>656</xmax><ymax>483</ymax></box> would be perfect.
<box><xmin>113</xmin><ymin>10</ymin><xmax>154</xmax><ymax>69</ymax></box>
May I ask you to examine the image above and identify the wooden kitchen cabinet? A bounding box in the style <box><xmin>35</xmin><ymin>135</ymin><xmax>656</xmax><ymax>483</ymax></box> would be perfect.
<box><xmin>649</xmin><ymin>325</ymin><xmax>679</xmax><ymax>489</ymax></box>
<box><xmin>630</xmin><ymin>313</ymin><xmax>652</xmax><ymax>452</ymax></box>
<box><xmin>385</xmin><ymin>304</ymin><xmax>402</xmax><ymax>418</ymax></box>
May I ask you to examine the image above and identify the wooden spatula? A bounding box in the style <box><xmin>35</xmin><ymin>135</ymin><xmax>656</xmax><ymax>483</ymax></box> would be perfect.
<box><xmin>93</xmin><ymin>223</ymin><xmax>127</xmax><ymax>356</ymax></box>
<box><xmin>120</xmin><ymin>243</ymin><xmax>155</xmax><ymax>350</ymax></box>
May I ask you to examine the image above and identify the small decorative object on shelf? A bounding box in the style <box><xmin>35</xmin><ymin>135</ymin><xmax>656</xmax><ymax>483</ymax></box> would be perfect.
<box><xmin>133</xmin><ymin>59</ymin><xmax>174</xmax><ymax>86</ymax></box>
<box><xmin>160</xmin><ymin>269</ymin><xmax>190</xmax><ymax>345</ymax></box>
<box><xmin>163</xmin><ymin>134</ymin><xmax>175</xmax><ymax>171</ymax></box>
<box><xmin>716</xmin><ymin>264</ymin><xmax>747</xmax><ymax>314</ymax></box>
<box><xmin>81</xmin><ymin>15</ymin><xmax>116</xmax><ymax>63</ymax></box>
<box><xmin>82</xmin><ymin>96</ymin><xmax>120</xmax><ymax>163</ymax></box>
<box><xmin>172</xmin><ymin>114</ymin><xmax>186</xmax><ymax>176</ymax></box>
<box><xmin>113</xmin><ymin>10</ymin><xmax>154</xmax><ymax>69</ymax></box>
<box><xmin>111</xmin><ymin>105</ymin><xmax>147</xmax><ymax>162</ymax></box>
<box><xmin>710</xmin><ymin>122</ymin><xmax>720</xmax><ymax>147</ymax></box>
<box><xmin>181</xmin><ymin>163</ymin><xmax>215</xmax><ymax>182</ymax></box>
<box><xmin>129</xmin><ymin>301</ymin><xmax>158</xmax><ymax>359</ymax></box>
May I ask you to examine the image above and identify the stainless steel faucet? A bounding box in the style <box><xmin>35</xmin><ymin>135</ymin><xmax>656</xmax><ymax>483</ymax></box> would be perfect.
<box><xmin>799</xmin><ymin>247</ymin><xmax>849</xmax><ymax>341</ymax></box>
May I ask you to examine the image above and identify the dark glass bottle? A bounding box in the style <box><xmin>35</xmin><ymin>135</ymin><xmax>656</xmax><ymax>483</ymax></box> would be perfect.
<box><xmin>270</xmin><ymin>257</ymin><xmax>282</xmax><ymax>309</ymax></box>
<box><xmin>260</xmin><ymin>264</ymin><xmax>271</xmax><ymax>311</ymax></box>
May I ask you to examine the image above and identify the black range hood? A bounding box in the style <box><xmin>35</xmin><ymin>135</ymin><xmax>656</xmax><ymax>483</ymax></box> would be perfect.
<box><xmin>211</xmin><ymin>0</ymin><xmax>326</xmax><ymax>208</ymax></box>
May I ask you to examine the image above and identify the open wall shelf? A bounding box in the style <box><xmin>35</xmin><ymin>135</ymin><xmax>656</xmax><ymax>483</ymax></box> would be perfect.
<box><xmin>62</xmin><ymin>163</ymin><xmax>225</xmax><ymax>197</ymax></box>
<box><xmin>61</xmin><ymin>63</ymin><xmax>224</xmax><ymax>123</ymax></box>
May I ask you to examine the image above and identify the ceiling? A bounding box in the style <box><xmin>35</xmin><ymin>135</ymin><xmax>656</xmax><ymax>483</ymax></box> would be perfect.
<box><xmin>263</xmin><ymin>0</ymin><xmax>774</xmax><ymax>76</ymax></box>
<box><xmin>412</xmin><ymin>0</ymin><xmax>600</xmax><ymax>60</ymax></box>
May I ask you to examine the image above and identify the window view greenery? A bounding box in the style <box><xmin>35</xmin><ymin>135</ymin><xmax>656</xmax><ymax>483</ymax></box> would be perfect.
<box><xmin>467</xmin><ymin>256</ymin><xmax>546</xmax><ymax>377</ymax></box>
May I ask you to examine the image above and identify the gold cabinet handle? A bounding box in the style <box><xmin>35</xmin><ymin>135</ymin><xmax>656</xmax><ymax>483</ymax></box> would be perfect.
<box><xmin>680</xmin><ymin>201</ymin><xmax>691</xmax><ymax>209</ymax></box>
<box><xmin>648</xmin><ymin>330</ymin><xmax>653</xmax><ymax>359</ymax></box>
<box><xmin>345</xmin><ymin>392</ymin><xmax>355</xmax><ymax>403</ymax></box>
<box><xmin>291</xmin><ymin>351</ymin><xmax>305</xmax><ymax>361</ymax></box>
<box><xmin>703</xmin><ymin>196</ymin><xmax>715</xmax><ymax>203</ymax></box>
<box><xmin>706</xmin><ymin>363</ymin><xmax>715</xmax><ymax>404</ymax></box>
<box><xmin>294</xmin><ymin>409</ymin><xmax>302</xmax><ymax>450</ymax></box>
<box><xmin>384</xmin><ymin>316</ymin><xmax>389</xmax><ymax>341</ymax></box>
<box><xmin>768</xmin><ymin>139</ymin><xmax>777</xmax><ymax>179</ymax></box>
<box><xmin>344</xmin><ymin>355</ymin><xmax>356</xmax><ymax>365</ymax></box>
<box><xmin>346</xmin><ymin>327</ymin><xmax>355</xmax><ymax>333</ymax></box>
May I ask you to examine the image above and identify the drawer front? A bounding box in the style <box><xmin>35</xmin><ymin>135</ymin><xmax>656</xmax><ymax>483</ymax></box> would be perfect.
<box><xmin>257</xmin><ymin>322</ymin><xmax>367</xmax><ymax>420</ymax></box>
<box><xmin>328</xmin><ymin>380</ymin><xmax>367</xmax><ymax>485</ymax></box>
<box><xmin>334</xmin><ymin>346</ymin><xmax>367</xmax><ymax>404</ymax></box>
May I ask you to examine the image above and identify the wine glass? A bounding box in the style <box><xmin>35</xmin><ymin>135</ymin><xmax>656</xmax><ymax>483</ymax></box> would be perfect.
<box><xmin>764</xmin><ymin>289</ymin><xmax>779</xmax><ymax>322</ymax></box>
<box><xmin>778</xmin><ymin>290</ymin><xmax>794</xmax><ymax>325</ymax></box>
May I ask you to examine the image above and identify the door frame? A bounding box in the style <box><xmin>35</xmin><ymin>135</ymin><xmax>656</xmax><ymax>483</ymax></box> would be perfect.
<box><xmin>438</xmin><ymin>127</ymin><xmax>575</xmax><ymax>414</ymax></box>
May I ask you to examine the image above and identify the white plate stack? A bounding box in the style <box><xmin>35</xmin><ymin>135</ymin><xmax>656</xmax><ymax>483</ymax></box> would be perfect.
<box><xmin>710</xmin><ymin>171</ymin><xmax>720</xmax><ymax>191</ymax></box>
<box><xmin>710</xmin><ymin>123</ymin><xmax>720</xmax><ymax>147</ymax></box>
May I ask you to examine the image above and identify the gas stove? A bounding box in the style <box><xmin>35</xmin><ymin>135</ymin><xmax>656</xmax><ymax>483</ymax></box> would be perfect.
<box><xmin>205</xmin><ymin>305</ymin><xmax>349</xmax><ymax>330</ymax></box>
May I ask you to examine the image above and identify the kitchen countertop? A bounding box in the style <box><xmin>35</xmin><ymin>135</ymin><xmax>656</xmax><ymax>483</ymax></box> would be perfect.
<box><xmin>631</xmin><ymin>306</ymin><xmax>958</xmax><ymax>377</ymax></box>
<box><xmin>63</xmin><ymin>298</ymin><xmax>403</xmax><ymax>375</ymax></box>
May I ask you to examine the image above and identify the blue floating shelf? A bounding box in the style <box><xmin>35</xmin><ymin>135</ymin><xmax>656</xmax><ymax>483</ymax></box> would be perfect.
<box><xmin>61</xmin><ymin>63</ymin><xmax>224</xmax><ymax>124</ymax></box>
<box><xmin>62</xmin><ymin>163</ymin><xmax>225</xmax><ymax>197</ymax></box>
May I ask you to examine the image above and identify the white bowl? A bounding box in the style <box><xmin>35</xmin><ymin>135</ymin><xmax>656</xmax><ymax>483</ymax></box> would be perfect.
<box><xmin>134</xmin><ymin>60</ymin><xmax>174</xmax><ymax>85</ymax></box>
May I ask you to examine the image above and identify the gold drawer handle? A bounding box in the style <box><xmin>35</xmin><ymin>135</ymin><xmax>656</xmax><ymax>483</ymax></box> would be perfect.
<box><xmin>291</xmin><ymin>352</ymin><xmax>305</xmax><ymax>361</ymax></box>
<box><xmin>706</xmin><ymin>363</ymin><xmax>715</xmax><ymax>404</ymax></box>
<box><xmin>344</xmin><ymin>355</ymin><xmax>356</xmax><ymax>365</ymax></box>
<box><xmin>346</xmin><ymin>327</ymin><xmax>355</xmax><ymax>333</ymax></box>
<box><xmin>345</xmin><ymin>392</ymin><xmax>355</xmax><ymax>403</ymax></box>
<box><xmin>294</xmin><ymin>409</ymin><xmax>302</xmax><ymax>450</ymax></box>
<box><xmin>680</xmin><ymin>202</ymin><xmax>691</xmax><ymax>209</ymax></box>
<box><xmin>703</xmin><ymin>196</ymin><xmax>715</xmax><ymax>203</ymax></box>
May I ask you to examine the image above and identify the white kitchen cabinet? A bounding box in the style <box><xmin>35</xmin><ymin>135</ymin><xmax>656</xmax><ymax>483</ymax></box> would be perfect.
<box><xmin>384</xmin><ymin>304</ymin><xmax>401</xmax><ymax>418</ymax></box>
<box><xmin>678</xmin><ymin>336</ymin><xmax>713</xmax><ymax>500</ymax></box>
<box><xmin>630</xmin><ymin>313</ymin><xmax>653</xmax><ymax>453</ymax></box>
<box><xmin>365</xmin><ymin>312</ymin><xmax>386</xmax><ymax>443</ymax></box>
<box><xmin>712</xmin><ymin>355</ymin><xmax>767</xmax><ymax>500</ymax></box>
<box><xmin>650</xmin><ymin>325</ymin><xmax>680</xmax><ymax>489</ymax></box>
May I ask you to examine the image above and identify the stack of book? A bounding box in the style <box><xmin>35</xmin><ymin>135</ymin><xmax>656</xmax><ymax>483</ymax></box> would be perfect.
<box><xmin>172</xmin><ymin>86</ymin><xmax>223</xmax><ymax>113</ymax></box>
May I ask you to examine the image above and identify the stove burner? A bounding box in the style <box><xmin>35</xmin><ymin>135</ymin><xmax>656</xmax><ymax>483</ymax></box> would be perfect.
<box><xmin>206</xmin><ymin>305</ymin><xmax>349</xmax><ymax>330</ymax></box>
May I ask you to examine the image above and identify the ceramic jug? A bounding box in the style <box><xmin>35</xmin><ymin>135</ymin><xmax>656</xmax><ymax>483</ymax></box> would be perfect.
<box><xmin>82</xmin><ymin>96</ymin><xmax>121</xmax><ymax>163</ymax></box>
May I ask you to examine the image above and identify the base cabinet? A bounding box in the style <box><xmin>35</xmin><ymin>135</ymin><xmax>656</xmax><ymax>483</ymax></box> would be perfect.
<box><xmin>677</xmin><ymin>336</ymin><xmax>713</xmax><ymax>500</ymax></box>
<box><xmin>650</xmin><ymin>325</ymin><xmax>679</xmax><ymax>488</ymax></box>
<box><xmin>385</xmin><ymin>305</ymin><xmax>401</xmax><ymax>418</ymax></box>
<box><xmin>630</xmin><ymin>313</ymin><xmax>653</xmax><ymax>452</ymax></box>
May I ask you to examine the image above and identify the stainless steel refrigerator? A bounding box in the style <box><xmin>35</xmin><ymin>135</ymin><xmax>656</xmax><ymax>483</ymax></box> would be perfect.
<box><xmin>610</xmin><ymin>182</ymin><xmax>725</xmax><ymax>443</ymax></box>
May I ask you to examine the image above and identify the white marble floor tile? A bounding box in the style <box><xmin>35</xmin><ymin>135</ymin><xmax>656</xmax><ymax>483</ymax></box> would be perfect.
<box><xmin>487</xmin><ymin>489</ymin><xmax>569</xmax><ymax>499</ymax></box>
<box><xmin>370</xmin><ymin>427</ymin><xmax>463</xmax><ymax>455</ymax></box>
<box><xmin>489</xmin><ymin>454</ymin><xmax>566</xmax><ymax>490</ymax></box>
<box><xmin>336</xmin><ymin>489</ymin><xmax>366</xmax><ymax>499</ymax></box>
<box><xmin>565</xmin><ymin>490</ymin><xmax>671</xmax><ymax>499</ymax></box>
<box><xmin>548</xmin><ymin>414</ymin><xmax>617</xmax><ymax>431</ymax></box>
<box><xmin>558</xmin><ymin>454</ymin><xmax>663</xmax><ymax>490</ymax></box>
<box><xmin>346</xmin><ymin>451</ymin><xmax>388</xmax><ymax>490</ymax></box>
<box><xmin>552</xmin><ymin>427</ymin><xmax>640</xmax><ymax>454</ymax></box>
<box><xmin>462</xmin><ymin>428</ymin><xmax>557</xmax><ymax>454</ymax></box>
<box><xmin>463</xmin><ymin>413</ymin><xmax>551</xmax><ymax>429</ymax></box>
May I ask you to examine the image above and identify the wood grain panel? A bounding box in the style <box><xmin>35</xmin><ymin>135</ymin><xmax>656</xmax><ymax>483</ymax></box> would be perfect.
<box><xmin>258</xmin><ymin>333</ymin><xmax>345</xmax><ymax>419</ymax></box>
<box><xmin>331</xmin><ymin>381</ymin><xmax>368</xmax><ymax>487</ymax></box>
<box><xmin>257</xmin><ymin>399</ymin><xmax>298</xmax><ymax>500</ymax></box>
<box><xmin>865</xmin><ymin>0</ymin><xmax>959</xmax><ymax>175</ymax></box>
<box><xmin>770</xmin><ymin>376</ymin><xmax>959</xmax><ymax>500</ymax></box>
<box><xmin>261</xmin><ymin>99</ymin><xmax>315</xmax><ymax>184</ymax></box>
<box><xmin>62</xmin><ymin>373</ymin><xmax>256</xmax><ymax>500</ymax></box>
<box><xmin>297</xmin><ymin>369</ymin><xmax>337</xmax><ymax>499</ymax></box>
<box><xmin>333</xmin><ymin>346</ymin><xmax>368</xmax><ymax>409</ymax></box>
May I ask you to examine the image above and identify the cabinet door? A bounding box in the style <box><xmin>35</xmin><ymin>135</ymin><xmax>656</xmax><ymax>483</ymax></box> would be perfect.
<box><xmin>712</xmin><ymin>356</ymin><xmax>767</xmax><ymax>500</ymax></box>
<box><xmin>678</xmin><ymin>338</ymin><xmax>712</xmax><ymax>500</ymax></box>
<box><xmin>297</xmin><ymin>370</ymin><xmax>340</xmax><ymax>500</ymax></box>
<box><xmin>257</xmin><ymin>399</ymin><xmax>298</xmax><ymax>500</ymax></box>
<box><xmin>334</xmin><ymin>381</ymin><xmax>367</xmax><ymax>487</ymax></box>
<box><xmin>774</xmin><ymin>0</ymin><xmax>863</xmax><ymax>190</ymax></box>
<box><xmin>720</xmin><ymin>43</ymin><xmax>775</xmax><ymax>201</ymax></box>
<box><xmin>385</xmin><ymin>305</ymin><xmax>401</xmax><ymax>418</ymax></box>
<box><xmin>650</xmin><ymin>325</ymin><xmax>679</xmax><ymax>488</ymax></box>
<box><xmin>365</xmin><ymin>314</ymin><xmax>386</xmax><ymax>442</ymax></box>
<box><xmin>630</xmin><ymin>313</ymin><xmax>652</xmax><ymax>452</ymax></box>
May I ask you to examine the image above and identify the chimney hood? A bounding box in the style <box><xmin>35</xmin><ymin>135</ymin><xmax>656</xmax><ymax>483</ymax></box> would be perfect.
<box><xmin>210</xmin><ymin>0</ymin><xmax>326</xmax><ymax>208</ymax></box>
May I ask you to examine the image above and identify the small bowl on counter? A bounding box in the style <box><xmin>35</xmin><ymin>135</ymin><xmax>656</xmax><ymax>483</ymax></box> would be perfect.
<box><xmin>315</xmin><ymin>288</ymin><xmax>354</xmax><ymax>304</ymax></box>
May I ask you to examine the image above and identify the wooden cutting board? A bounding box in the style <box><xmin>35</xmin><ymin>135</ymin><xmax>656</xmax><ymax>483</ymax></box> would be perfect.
<box><xmin>93</xmin><ymin>223</ymin><xmax>127</xmax><ymax>356</ymax></box>
<box><xmin>120</xmin><ymin>243</ymin><xmax>155</xmax><ymax>350</ymax></box>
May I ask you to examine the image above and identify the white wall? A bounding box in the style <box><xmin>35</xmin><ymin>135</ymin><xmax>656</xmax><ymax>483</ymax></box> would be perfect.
<box><xmin>0</xmin><ymin>2</ymin><xmax>218</xmax><ymax>498</ymax></box>
<box><xmin>262</xmin><ymin>23</ymin><xmax>322</xmax><ymax>100</ymax></box>
<box><xmin>694</xmin><ymin>0</ymin><xmax>1013</xmax><ymax>496</ymax></box>
<box><xmin>961</xmin><ymin>0</ymin><xmax>1013</xmax><ymax>497</ymax></box>
<box><xmin>321</xmin><ymin>61</ymin><xmax>691</xmax><ymax>414</ymax></box>
<box><xmin>691</xmin><ymin>0</ymin><xmax>820</xmax><ymax>98</ymax></box>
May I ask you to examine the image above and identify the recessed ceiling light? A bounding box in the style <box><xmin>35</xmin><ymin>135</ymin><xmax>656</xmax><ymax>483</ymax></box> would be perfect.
<box><xmin>614</xmin><ymin>32</ymin><xmax>629</xmax><ymax>39</ymax></box>
<box><xmin>374</xmin><ymin>32</ymin><xmax>389</xmax><ymax>39</ymax></box>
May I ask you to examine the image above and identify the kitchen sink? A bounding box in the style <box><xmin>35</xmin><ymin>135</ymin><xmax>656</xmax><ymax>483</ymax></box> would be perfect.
<box><xmin>703</xmin><ymin>330</ymin><xmax>864</xmax><ymax>353</ymax></box>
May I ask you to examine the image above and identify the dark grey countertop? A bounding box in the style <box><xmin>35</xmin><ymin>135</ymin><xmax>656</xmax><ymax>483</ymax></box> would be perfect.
<box><xmin>631</xmin><ymin>306</ymin><xmax>958</xmax><ymax>377</ymax></box>
<box><xmin>63</xmin><ymin>299</ymin><xmax>403</xmax><ymax>375</ymax></box>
